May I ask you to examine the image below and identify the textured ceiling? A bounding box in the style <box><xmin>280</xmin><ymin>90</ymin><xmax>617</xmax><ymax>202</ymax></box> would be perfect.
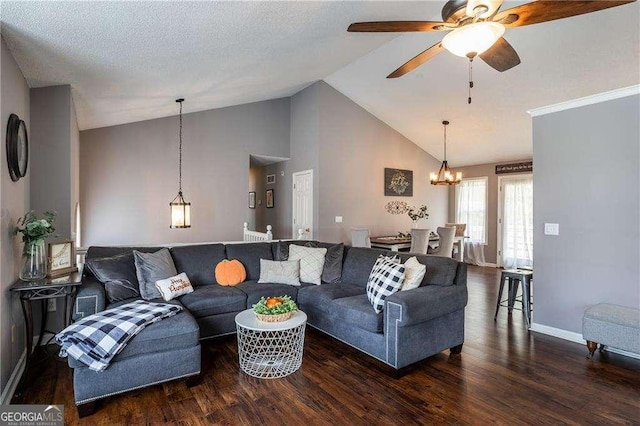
<box><xmin>1</xmin><ymin>1</ymin><xmax>639</xmax><ymax>166</ymax></box>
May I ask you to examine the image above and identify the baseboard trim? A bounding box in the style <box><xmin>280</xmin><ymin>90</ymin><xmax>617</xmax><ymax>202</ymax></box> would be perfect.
<box><xmin>0</xmin><ymin>349</ymin><xmax>26</xmax><ymax>405</ymax></box>
<box><xmin>530</xmin><ymin>323</ymin><xmax>640</xmax><ymax>360</ymax></box>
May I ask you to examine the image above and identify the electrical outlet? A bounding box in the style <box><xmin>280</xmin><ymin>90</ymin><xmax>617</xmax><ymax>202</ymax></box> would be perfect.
<box><xmin>544</xmin><ymin>223</ymin><xmax>560</xmax><ymax>235</ymax></box>
<box><xmin>335</xmin><ymin>216</ymin><xmax>343</xmax><ymax>223</ymax></box>
<box><xmin>11</xmin><ymin>324</ymin><xmax>16</xmax><ymax>343</ymax></box>
<box><xmin>47</xmin><ymin>299</ymin><xmax>56</xmax><ymax>312</ymax></box>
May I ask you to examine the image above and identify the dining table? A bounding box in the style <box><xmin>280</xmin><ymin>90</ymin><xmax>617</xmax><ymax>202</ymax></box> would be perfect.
<box><xmin>370</xmin><ymin>235</ymin><xmax>467</xmax><ymax>261</ymax></box>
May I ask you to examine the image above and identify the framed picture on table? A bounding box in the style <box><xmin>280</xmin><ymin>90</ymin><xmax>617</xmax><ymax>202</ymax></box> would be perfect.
<box><xmin>266</xmin><ymin>189</ymin><xmax>274</xmax><ymax>208</ymax></box>
<box><xmin>47</xmin><ymin>240</ymin><xmax>78</xmax><ymax>277</ymax></box>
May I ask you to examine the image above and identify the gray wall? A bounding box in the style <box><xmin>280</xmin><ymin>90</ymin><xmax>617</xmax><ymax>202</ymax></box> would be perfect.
<box><xmin>30</xmin><ymin>85</ymin><xmax>78</xmax><ymax>240</ymax></box>
<box><xmin>448</xmin><ymin>161</ymin><xmax>532</xmax><ymax>265</ymax></box>
<box><xmin>317</xmin><ymin>82</ymin><xmax>448</xmax><ymax>243</ymax></box>
<box><xmin>264</xmin><ymin>81</ymin><xmax>447</xmax><ymax>243</ymax></box>
<box><xmin>532</xmin><ymin>94</ymin><xmax>639</xmax><ymax>333</ymax></box>
<box><xmin>264</xmin><ymin>84</ymin><xmax>321</xmax><ymax>239</ymax></box>
<box><xmin>80</xmin><ymin>98</ymin><xmax>290</xmax><ymax>245</ymax></box>
<box><xmin>0</xmin><ymin>36</ymin><xmax>30</xmax><ymax>400</ymax></box>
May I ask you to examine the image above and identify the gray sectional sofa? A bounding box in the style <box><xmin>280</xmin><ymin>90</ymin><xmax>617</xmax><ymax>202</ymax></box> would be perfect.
<box><xmin>72</xmin><ymin>240</ymin><xmax>468</xmax><ymax>416</ymax></box>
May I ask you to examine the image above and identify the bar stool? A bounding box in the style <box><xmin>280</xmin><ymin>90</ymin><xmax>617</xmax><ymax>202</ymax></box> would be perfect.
<box><xmin>494</xmin><ymin>269</ymin><xmax>533</xmax><ymax>328</ymax></box>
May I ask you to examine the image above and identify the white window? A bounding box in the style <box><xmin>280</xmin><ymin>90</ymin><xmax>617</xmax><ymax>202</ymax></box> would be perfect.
<box><xmin>455</xmin><ymin>177</ymin><xmax>488</xmax><ymax>244</ymax></box>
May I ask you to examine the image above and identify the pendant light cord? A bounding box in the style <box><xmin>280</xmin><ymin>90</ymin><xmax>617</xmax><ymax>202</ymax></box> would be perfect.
<box><xmin>443</xmin><ymin>123</ymin><xmax>447</xmax><ymax>161</ymax></box>
<box><xmin>178</xmin><ymin>100</ymin><xmax>183</xmax><ymax>194</ymax></box>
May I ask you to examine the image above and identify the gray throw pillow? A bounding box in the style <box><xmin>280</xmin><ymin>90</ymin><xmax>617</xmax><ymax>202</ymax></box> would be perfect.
<box><xmin>85</xmin><ymin>252</ymin><xmax>140</xmax><ymax>303</ymax></box>
<box><xmin>133</xmin><ymin>248</ymin><xmax>178</xmax><ymax>300</ymax></box>
<box><xmin>321</xmin><ymin>243</ymin><xmax>344</xmax><ymax>283</ymax></box>
<box><xmin>258</xmin><ymin>259</ymin><xmax>301</xmax><ymax>286</ymax></box>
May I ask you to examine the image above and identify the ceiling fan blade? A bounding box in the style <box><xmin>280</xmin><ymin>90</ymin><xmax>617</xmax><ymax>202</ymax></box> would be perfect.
<box><xmin>494</xmin><ymin>0</ymin><xmax>636</xmax><ymax>29</ymax></box>
<box><xmin>479</xmin><ymin>37</ymin><xmax>521</xmax><ymax>72</ymax></box>
<box><xmin>348</xmin><ymin>21</ymin><xmax>454</xmax><ymax>32</ymax></box>
<box><xmin>387</xmin><ymin>42</ymin><xmax>445</xmax><ymax>78</ymax></box>
<box><xmin>466</xmin><ymin>0</ymin><xmax>505</xmax><ymax>19</ymax></box>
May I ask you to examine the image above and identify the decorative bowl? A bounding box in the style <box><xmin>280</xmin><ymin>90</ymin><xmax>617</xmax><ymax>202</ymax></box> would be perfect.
<box><xmin>255</xmin><ymin>312</ymin><xmax>293</xmax><ymax>322</ymax></box>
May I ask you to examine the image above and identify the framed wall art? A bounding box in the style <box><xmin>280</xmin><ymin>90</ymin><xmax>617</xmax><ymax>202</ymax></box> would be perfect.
<box><xmin>249</xmin><ymin>191</ymin><xmax>256</xmax><ymax>209</ymax></box>
<box><xmin>266</xmin><ymin>189</ymin><xmax>274</xmax><ymax>208</ymax></box>
<box><xmin>384</xmin><ymin>168</ymin><xmax>413</xmax><ymax>196</ymax></box>
<box><xmin>266</xmin><ymin>174</ymin><xmax>276</xmax><ymax>184</ymax></box>
<box><xmin>47</xmin><ymin>240</ymin><xmax>78</xmax><ymax>277</ymax></box>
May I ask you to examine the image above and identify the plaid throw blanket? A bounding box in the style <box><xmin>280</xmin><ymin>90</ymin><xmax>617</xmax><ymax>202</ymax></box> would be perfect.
<box><xmin>56</xmin><ymin>300</ymin><xmax>182</xmax><ymax>371</ymax></box>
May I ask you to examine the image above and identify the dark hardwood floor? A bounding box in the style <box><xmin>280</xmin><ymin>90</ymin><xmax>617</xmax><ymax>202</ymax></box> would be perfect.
<box><xmin>15</xmin><ymin>266</ymin><xmax>640</xmax><ymax>425</ymax></box>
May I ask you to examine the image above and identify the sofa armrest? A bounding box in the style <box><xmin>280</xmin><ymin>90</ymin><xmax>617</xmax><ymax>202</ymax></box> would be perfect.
<box><xmin>72</xmin><ymin>278</ymin><xmax>106</xmax><ymax>321</ymax></box>
<box><xmin>385</xmin><ymin>284</ymin><xmax>468</xmax><ymax>328</ymax></box>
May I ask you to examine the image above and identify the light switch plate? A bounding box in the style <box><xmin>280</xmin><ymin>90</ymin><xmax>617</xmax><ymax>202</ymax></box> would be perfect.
<box><xmin>335</xmin><ymin>216</ymin><xmax>343</xmax><ymax>223</ymax></box>
<box><xmin>544</xmin><ymin>223</ymin><xmax>559</xmax><ymax>235</ymax></box>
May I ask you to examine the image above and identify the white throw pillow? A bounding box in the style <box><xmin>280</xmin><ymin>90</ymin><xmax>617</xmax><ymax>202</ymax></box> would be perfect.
<box><xmin>401</xmin><ymin>256</ymin><xmax>426</xmax><ymax>291</ymax></box>
<box><xmin>288</xmin><ymin>244</ymin><xmax>327</xmax><ymax>285</ymax></box>
<box><xmin>258</xmin><ymin>259</ymin><xmax>301</xmax><ymax>286</ymax></box>
<box><xmin>154</xmin><ymin>272</ymin><xmax>194</xmax><ymax>301</ymax></box>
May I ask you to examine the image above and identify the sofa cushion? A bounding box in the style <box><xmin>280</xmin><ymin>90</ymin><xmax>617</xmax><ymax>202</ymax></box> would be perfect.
<box><xmin>84</xmin><ymin>246</ymin><xmax>162</xmax><ymax>278</ymax></box>
<box><xmin>401</xmin><ymin>257</ymin><xmax>426</xmax><ymax>291</ymax></box>
<box><xmin>396</xmin><ymin>253</ymin><xmax>458</xmax><ymax>287</ymax></box>
<box><xmin>297</xmin><ymin>283</ymin><xmax>364</xmax><ymax>313</ymax></box>
<box><xmin>69</xmin><ymin>299</ymin><xmax>198</xmax><ymax>367</ymax></box>
<box><xmin>341</xmin><ymin>247</ymin><xmax>395</xmax><ymax>287</ymax></box>
<box><xmin>225</xmin><ymin>243</ymin><xmax>273</xmax><ymax>281</ymax></box>
<box><xmin>258</xmin><ymin>259</ymin><xmax>300</xmax><ymax>286</ymax></box>
<box><xmin>274</xmin><ymin>241</ymin><xmax>344</xmax><ymax>283</ymax></box>
<box><xmin>332</xmin><ymin>294</ymin><xmax>384</xmax><ymax>333</ymax></box>
<box><xmin>366</xmin><ymin>255</ymin><xmax>405</xmax><ymax>313</ymax></box>
<box><xmin>85</xmin><ymin>252</ymin><xmax>140</xmax><ymax>303</ymax></box>
<box><xmin>170</xmin><ymin>244</ymin><xmax>226</xmax><ymax>286</ymax></box>
<box><xmin>178</xmin><ymin>285</ymin><xmax>246</xmax><ymax>318</ymax></box>
<box><xmin>289</xmin><ymin>245</ymin><xmax>326</xmax><ymax>285</ymax></box>
<box><xmin>236</xmin><ymin>280</ymin><xmax>307</xmax><ymax>308</ymax></box>
<box><xmin>155</xmin><ymin>272</ymin><xmax>194</xmax><ymax>301</ymax></box>
<box><xmin>133</xmin><ymin>249</ymin><xmax>179</xmax><ymax>300</ymax></box>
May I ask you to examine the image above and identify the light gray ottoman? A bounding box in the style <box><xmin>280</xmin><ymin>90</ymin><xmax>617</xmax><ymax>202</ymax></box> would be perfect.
<box><xmin>582</xmin><ymin>303</ymin><xmax>640</xmax><ymax>358</ymax></box>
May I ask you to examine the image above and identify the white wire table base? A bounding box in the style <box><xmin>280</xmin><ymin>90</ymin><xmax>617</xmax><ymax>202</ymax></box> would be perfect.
<box><xmin>236</xmin><ymin>321</ymin><xmax>306</xmax><ymax>379</ymax></box>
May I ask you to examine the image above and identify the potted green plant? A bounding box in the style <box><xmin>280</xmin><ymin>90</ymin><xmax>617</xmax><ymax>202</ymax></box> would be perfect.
<box><xmin>14</xmin><ymin>210</ymin><xmax>57</xmax><ymax>280</ymax></box>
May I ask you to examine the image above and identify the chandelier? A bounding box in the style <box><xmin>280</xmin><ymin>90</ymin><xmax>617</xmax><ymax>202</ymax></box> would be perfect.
<box><xmin>170</xmin><ymin>98</ymin><xmax>191</xmax><ymax>228</ymax></box>
<box><xmin>430</xmin><ymin>120</ymin><xmax>462</xmax><ymax>186</ymax></box>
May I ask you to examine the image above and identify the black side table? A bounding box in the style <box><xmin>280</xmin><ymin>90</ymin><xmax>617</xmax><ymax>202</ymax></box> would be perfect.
<box><xmin>10</xmin><ymin>272</ymin><xmax>82</xmax><ymax>396</ymax></box>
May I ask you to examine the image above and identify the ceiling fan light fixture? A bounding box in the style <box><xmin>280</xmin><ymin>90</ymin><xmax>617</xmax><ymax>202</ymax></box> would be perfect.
<box><xmin>441</xmin><ymin>21</ymin><xmax>505</xmax><ymax>57</ymax></box>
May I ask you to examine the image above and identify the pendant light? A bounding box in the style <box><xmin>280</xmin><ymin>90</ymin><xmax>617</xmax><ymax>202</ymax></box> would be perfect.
<box><xmin>170</xmin><ymin>98</ymin><xmax>191</xmax><ymax>228</ymax></box>
<box><xmin>430</xmin><ymin>120</ymin><xmax>462</xmax><ymax>186</ymax></box>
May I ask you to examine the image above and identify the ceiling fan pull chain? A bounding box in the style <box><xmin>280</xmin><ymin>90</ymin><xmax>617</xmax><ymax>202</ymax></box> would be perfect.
<box><xmin>468</xmin><ymin>57</ymin><xmax>474</xmax><ymax>104</ymax></box>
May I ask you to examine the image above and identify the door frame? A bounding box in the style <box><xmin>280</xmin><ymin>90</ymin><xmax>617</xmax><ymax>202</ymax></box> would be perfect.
<box><xmin>496</xmin><ymin>173</ymin><xmax>533</xmax><ymax>267</ymax></box>
<box><xmin>291</xmin><ymin>169</ymin><xmax>313</xmax><ymax>239</ymax></box>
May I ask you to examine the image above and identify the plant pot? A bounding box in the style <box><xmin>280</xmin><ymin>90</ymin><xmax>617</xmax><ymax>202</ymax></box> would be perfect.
<box><xmin>19</xmin><ymin>240</ymin><xmax>47</xmax><ymax>281</ymax></box>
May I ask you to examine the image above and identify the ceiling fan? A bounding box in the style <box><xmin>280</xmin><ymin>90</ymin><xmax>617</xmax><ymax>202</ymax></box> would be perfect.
<box><xmin>348</xmin><ymin>0</ymin><xmax>635</xmax><ymax>80</ymax></box>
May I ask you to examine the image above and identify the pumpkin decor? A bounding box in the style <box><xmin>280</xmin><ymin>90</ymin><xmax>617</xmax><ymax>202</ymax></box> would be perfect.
<box><xmin>215</xmin><ymin>259</ymin><xmax>246</xmax><ymax>286</ymax></box>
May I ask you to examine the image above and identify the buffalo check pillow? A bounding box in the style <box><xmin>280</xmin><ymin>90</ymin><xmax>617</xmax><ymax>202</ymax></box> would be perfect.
<box><xmin>366</xmin><ymin>255</ymin><xmax>406</xmax><ymax>313</ymax></box>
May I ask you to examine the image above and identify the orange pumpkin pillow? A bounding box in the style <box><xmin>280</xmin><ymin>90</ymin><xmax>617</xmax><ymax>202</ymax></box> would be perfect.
<box><xmin>215</xmin><ymin>259</ymin><xmax>246</xmax><ymax>286</ymax></box>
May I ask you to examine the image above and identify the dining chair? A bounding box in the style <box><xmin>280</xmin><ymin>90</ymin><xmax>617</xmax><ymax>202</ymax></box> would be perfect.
<box><xmin>430</xmin><ymin>226</ymin><xmax>456</xmax><ymax>258</ymax></box>
<box><xmin>351</xmin><ymin>228</ymin><xmax>371</xmax><ymax>248</ymax></box>
<box><xmin>410</xmin><ymin>228</ymin><xmax>431</xmax><ymax>254</ymax></box>
<box><xmin>445</xmin><ymin>223</ymin><xmax>467</xmax><ymax>237</ymax></box>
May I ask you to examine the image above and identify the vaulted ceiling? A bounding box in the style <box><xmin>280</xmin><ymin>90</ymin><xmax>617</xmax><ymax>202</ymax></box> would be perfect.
<box><xmin>2</xmin><ymin>1</ymin><xmax>638</xmax><ymax>166</ymax></box>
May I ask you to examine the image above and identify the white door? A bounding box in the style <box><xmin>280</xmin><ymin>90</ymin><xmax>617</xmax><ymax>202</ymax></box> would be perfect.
<box><xmin>498</xmin><ymin>174</ymin><xmax>533</xmax><ymax>268</ymax></box>
<box><xmin>292</xmin><ymin>170</ymin><xmax>313</xmax><ymax>239</ymax></box>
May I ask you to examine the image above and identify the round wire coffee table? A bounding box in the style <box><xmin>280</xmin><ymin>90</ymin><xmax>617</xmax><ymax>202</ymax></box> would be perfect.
<box><xmin>235</xmin><ymin>309</ymin><xmax>307</xmax><ymax>379</ymax></box>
